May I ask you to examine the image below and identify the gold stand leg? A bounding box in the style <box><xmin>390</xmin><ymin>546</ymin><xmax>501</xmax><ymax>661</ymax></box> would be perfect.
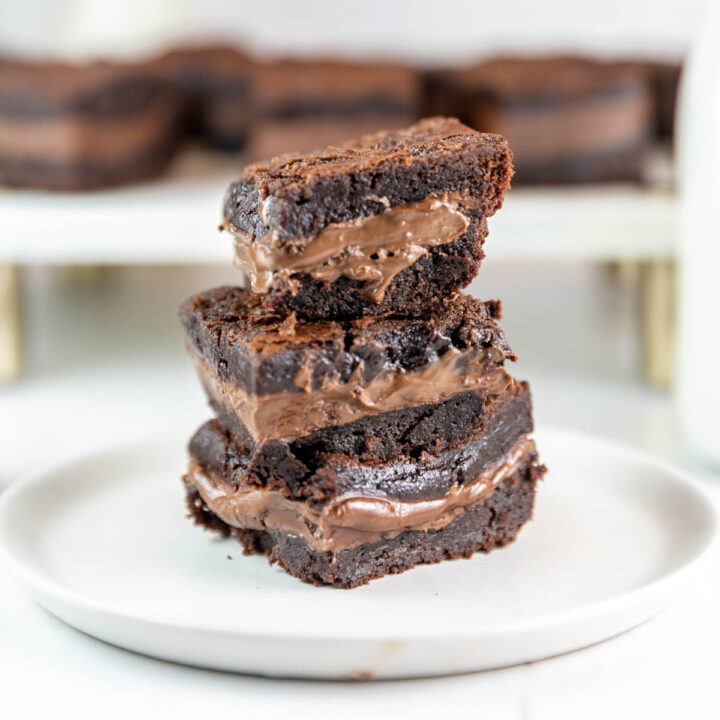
<box><xmin>0</xmin><ymin>264</ymin><xmax>20</xmax><ymax>382</ymax></box>
<box><xmin>63</xmin><ymin>265</ymin><xmax>106</xmax><ymax>286</ymax></box>
<box><xmin>641</xmin><ymin>260</ymin><xmax>675</xmax><ymax>389</ymax></box>
<box><xmin>607</xmin><ymin>259</ymin><xmax>642</xmax><ymax>287</ymax></box>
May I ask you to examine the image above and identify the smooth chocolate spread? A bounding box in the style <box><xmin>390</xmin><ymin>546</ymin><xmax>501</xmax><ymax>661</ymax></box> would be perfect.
<box><xmin>188</xmin><ymin>436</ymin><xmax>535</xmax><ymax>552</ymax></box>
<box><xmin>191</xmin><ymin>344</ymin><xmax>511</xmax><ymax>444</ymax></box>
<box><xmin>229</xmin><ymin>194</ymin><xmax>469</xmax><ymax>301</ymax></box>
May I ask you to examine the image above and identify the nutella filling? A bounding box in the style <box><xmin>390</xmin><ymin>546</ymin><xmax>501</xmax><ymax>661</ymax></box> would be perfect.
<box><xmin>230</xmin><ymin>194</ymin><xmax>470</xmax><ymax>301</ymax></box>
<box><xmin>191</xmin><ymin>344</ymin><xmax>511</xmax><ymax>444</ymax></box>
<box><xmin>188</xmin><ymin>436</ymin><xmax>535</xmax><ymax>552</ymax></box>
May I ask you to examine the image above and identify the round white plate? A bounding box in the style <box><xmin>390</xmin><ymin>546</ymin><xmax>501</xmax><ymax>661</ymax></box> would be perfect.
<box><xmin>0</xmin><ymin>426</ymin><xmax>715</xmax><ymax>679</ymax></box>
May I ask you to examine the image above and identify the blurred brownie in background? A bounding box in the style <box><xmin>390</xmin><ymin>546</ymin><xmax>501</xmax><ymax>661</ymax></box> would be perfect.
<box><xmin>245</xmin><ymin>59</ymin><xmax>420</xmax><ymax>159</ymax></box>
<box><xmin>614</xmin><ymin>60</ymin><xmax>681</xmax><ymax>141</ymax></box>
<box><xmin>154</xmin><ymin>45</ymin><xmax>253</xmax><ymax>150</ymax></box>
<box><xmin>426</xmin><ymin>55</ymin><xmax>653</xmax><ymax>184</ymax></box>
<box><xmin>0</xmin><ymin>57</ymin><xmax>182</xmax><ymax>190</ymax></box>
<box><xmin>650</xmin><ymin>62</ymin><xmax>681</xmax><ymax>140</ymax></box>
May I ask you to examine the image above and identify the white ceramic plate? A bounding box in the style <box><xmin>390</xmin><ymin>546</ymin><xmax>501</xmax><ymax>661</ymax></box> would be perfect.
<box><xmin>0</xmin><ymin>426</ymin><xmax>715</xmax><ymax>679</ymax></box>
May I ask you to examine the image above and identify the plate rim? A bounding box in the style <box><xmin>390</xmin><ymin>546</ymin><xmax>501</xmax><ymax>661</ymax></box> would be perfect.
<box><xmin>0</xmin><ymin>424</ymin><xmax>717</xmax><ymax>642</ymax></box>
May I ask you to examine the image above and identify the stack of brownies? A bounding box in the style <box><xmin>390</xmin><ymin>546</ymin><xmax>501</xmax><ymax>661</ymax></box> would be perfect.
<box><xmin>180</xmin><ymin>117</ymin><xmax>546</xmax><ymax>588</ymax></box>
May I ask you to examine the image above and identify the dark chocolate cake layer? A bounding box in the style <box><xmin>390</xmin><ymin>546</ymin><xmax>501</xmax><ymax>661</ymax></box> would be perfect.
<box><xmin>221</xmin><ymin>117</ymin><xmax>513</xmax><ymax>319</ymax></box>
<box><xmin>188</xmin><ymin>378</ymin><xmax>533</xmax><ymax>505</ymax></box>
<box><xmin>180</xmin><ymin>286</ymin><xmax>515</xmax><ymax>450</ymax></box>
<box><xmin>185</xmin><ymin>451</ymin><xmax>544</xmax><ymax>588</ymax></box>
<box><xmin>0</xmin><ymin>57</ymin><xmax>182</xmax><ymax>190</ymax></box>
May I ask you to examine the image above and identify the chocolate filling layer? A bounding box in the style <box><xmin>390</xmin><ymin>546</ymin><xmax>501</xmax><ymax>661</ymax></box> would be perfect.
<box><xmin>190</xmin><ymin>343</ymin><xmax>510</xmax><ymax>444</ymax></box>
<box><xmin>230</xmin><ymin>193</ymin><xmax>470</xmax><ymax>301</ymax></box>
<box><xmin>186</xmin><ymin>435</ymin><xmax>535</xmax><ymax>552</ymax></box>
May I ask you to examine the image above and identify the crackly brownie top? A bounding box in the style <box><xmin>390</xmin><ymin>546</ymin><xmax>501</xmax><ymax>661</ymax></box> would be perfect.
<box><xmin>222</xmin><ymin>117</ymin><xmax>513</xmax><ymax>246</ymax></box>
<box><xmin>180</xmin><ymin>285</ymin><xmax>513</xmax><ymax>394</ymax></box>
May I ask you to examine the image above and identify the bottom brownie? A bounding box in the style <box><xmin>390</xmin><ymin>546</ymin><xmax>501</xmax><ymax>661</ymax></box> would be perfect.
<box><xmin>185</xmin><ymin>458</ymin><xmax>545</xmax><ymax>588</ymax></box>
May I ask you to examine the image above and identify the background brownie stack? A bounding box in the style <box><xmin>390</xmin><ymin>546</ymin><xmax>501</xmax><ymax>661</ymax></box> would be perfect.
<box><xmin>424</xmin><ymin>55</ymin><xmax>656</xmax><ymax>184</ymax></box>
<box><xmin>180</xmin><ymin>117</ymin><xmax>546</xmax><ymax>588</ymax></box>
<box><xmin>0</xmin><ymin>47</ymin><xmax>678</xmax><ymax>191</ymax></box>
<box><xmin>0</xmin><ymin>56</ymin><xmax>183</xmax><ymax>191</ymax></box>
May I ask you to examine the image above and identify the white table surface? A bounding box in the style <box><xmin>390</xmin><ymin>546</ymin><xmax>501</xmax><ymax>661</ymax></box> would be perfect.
<box><xmin>1</xmin><ymin>264</ymin><xmax>718</xmax><ymax>719</ymax></box>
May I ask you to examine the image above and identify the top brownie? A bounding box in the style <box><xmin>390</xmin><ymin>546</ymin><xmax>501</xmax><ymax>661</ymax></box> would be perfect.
<box><xmin>180</xmin><ymin>285</ymin><xmax>517</xmax><ymax>456</ymax></box>
<box><xmin>222</xmin><ymin>117</ymin><xmax>513</xmax><ymax>319</ymax></box>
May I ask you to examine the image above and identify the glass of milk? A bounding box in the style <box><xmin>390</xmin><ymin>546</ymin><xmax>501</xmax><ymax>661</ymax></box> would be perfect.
<box><xmin>676</xmin><ymin>0</ymin><xmax>720</xmax><ymax>465</ymax></box>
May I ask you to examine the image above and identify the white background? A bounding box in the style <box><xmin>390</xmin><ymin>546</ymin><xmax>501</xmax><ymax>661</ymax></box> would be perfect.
<box><xmin>0</xmin><ymin>0</ymin><xmax>708</xmax><ymax>62</ymax></box>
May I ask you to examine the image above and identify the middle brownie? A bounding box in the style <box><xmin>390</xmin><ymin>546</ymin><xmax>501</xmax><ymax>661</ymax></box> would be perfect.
<box><xmin>180</xmin><ymin>285</ymin><xmax>523</xmax><ymax>471</ymax></box>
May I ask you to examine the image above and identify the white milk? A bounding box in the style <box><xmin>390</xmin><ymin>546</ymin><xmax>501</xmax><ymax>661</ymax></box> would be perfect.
<box><xmin>676</xmin><ymin>0</ymin><xmax>720</xmax><ymax>464</ymax></box>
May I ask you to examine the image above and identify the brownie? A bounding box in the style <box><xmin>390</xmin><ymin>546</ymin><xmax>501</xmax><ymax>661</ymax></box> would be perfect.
<box><xmin>184</xmin><ymin>426</ymin><xmax>545</xmax><ymax>588</ymax></box>
<box><xmin>153</xmin><ymin>44</ymin><xmax>252</xmax><ymax>149</ymax></box>
<box><xmin>614</xmin><ymin>60</ymin><xmax>681</xmax><ymax>141</ymax></box>
<box><xmin>222</xmin><ymin>117</ymin><xmax>513</xmax><ymax>319</ymax></box>
<box><xmin>245</xmin><ymin>59</ymin><xmax>420</xmax><ymax>160</ymax></box>
<box><xmin>212</xmin><ymin>380</ymin><xmax>532</xmax><ymax>471</ymax></box>
<box><xmin>188</xmin><ymin>378</ymin><xmax>533</xmax><ymax>505</ymax></box>
<box><xmin>650</xmin><ymin>62</ymin><xmax>681</xmax><ymax>141</ymax></box>
<box><xmin>426</xmin><ymin>55</ymin><xmax>653</xmax><ymax>184</ymax></box>
<box><xmin>0</xmin><ymin>56</ymin><xmax>182</xmax><ymax>191</ymax></box>
<box><xmin>178</xmin><ymin>101</ymin><xmax>545</xmax><ymax>589</ymax></box>
<box><xmin>180</xmin><ymin>286</ymin><xmax>519</xmax><ymax>459</ymax></box>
